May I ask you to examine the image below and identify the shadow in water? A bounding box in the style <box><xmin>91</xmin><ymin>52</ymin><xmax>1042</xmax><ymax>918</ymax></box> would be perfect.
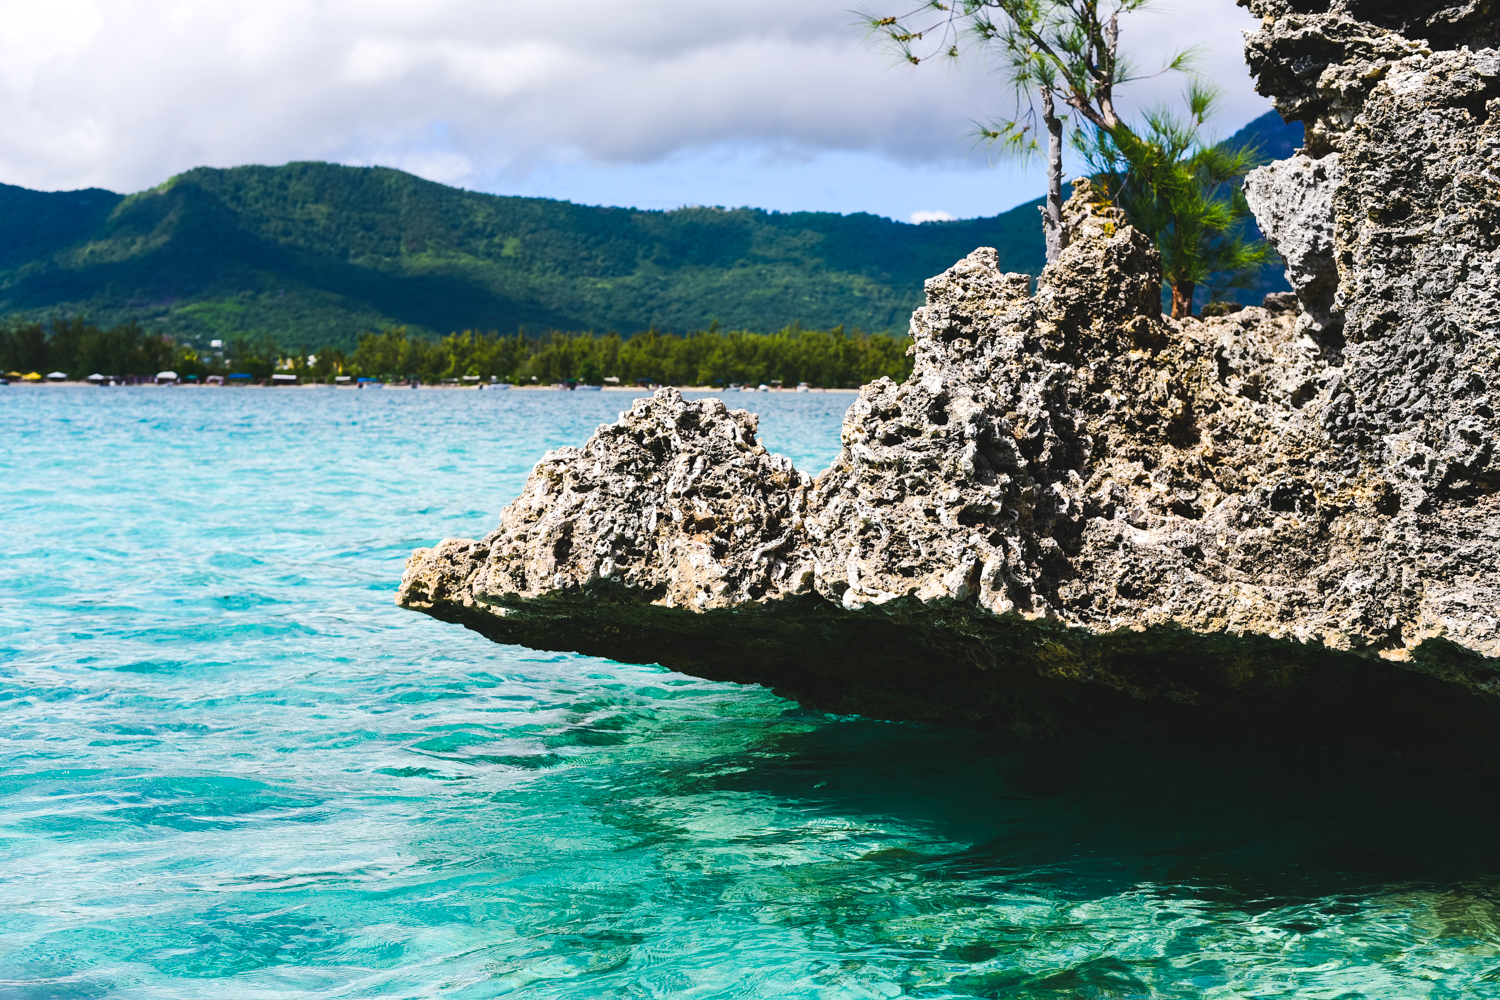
<box><xmin>607</xmin><ymin>713</ymin><xmax>1500</xmax><ymax>906</ymax></box>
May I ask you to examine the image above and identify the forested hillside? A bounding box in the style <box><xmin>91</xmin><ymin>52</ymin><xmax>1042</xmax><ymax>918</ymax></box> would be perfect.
<box><xmin>0</xmin><ymin>165</ymin><xmax>1044</xmax><ymax>349</ymax></box>
<box><xmin>0</xmin><ymin>112</ymin><xmax>1300</xmax><ymax>350</ymax></box>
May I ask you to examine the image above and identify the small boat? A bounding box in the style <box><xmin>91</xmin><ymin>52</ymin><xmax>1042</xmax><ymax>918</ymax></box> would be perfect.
<box><xmin>576</xmin><ymin>384</ymin><xmax>602</xmax><ymax>391</ymax></box>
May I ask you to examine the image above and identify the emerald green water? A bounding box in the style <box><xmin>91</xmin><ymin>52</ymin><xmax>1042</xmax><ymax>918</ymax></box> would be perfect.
<box><xmin>4</xmin><ymin>386</ymin><xmax>1500</xmax><ymax>998</ymax></box>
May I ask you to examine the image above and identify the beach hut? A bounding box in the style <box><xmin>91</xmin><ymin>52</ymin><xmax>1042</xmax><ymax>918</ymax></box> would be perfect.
<box><xmin>228</xmin><ymin>373</ymin><xmax>253</xmax><ymax>385</ymax></box>
<box><xmin>270</xmin><ymin>373</ymin><xmax>298</xmax><ymax>385</ymax></box>
<box><xmin>334</xmin><ymin>375</ymin><xmax>351</xmax><ymax>384</ymax></box>
<box><xmin>155</xmin><ymin>371</ymin><xmax>178</xmax><ymax>385</ymax></box>
<box><xmin>46</xmin><ymin>371</ymin><xmax>67</xmax><ymax>381</ymax></box>
<box><xmin>206</xmin><ymin>375</ymin><xmax>225</xmax><ymax>386</ymax></box>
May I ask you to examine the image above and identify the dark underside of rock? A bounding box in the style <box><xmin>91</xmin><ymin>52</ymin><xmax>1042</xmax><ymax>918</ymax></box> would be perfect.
<box><xmin>401</xmin><ymin>5</ymin><xmax>1500</xmax><ymax>774</ymax></box>
<box><xmin>413</xmin><ymin>584</ymin><xmax>1500</xmax><ymax>773</ymax></box>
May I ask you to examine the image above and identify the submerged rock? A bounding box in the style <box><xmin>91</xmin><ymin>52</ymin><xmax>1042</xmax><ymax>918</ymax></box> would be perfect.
<box><xmin>401</xmin><ymin>8</ymin><xmax>1500</xmax><ymax>772</ymax></box>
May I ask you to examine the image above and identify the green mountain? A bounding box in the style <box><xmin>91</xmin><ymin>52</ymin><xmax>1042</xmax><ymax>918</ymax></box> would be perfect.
<box><xmin>0</xmin><ymin>163</ymin><xmax>1047</xmax><ymax>348</ymax></box>
<box><xmin>1226</xmin><ymin>110</ymin><xmax>1302</xmax><ymax>163</ymax></box>
<box><xmin>0</xmin><ymin>112</ymin><xmax>1301</xmax><ymax>348</ymax></box>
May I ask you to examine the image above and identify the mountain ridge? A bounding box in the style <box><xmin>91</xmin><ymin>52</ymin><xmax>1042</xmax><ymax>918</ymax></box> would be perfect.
<box><xmin>0</xmin><ymin>111</ymin><xmax>1299</xmax><ymax>349</ymax></box>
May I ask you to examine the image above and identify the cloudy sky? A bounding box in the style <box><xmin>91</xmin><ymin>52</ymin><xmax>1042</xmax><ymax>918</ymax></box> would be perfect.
<box><xmin>0</xmin><ymin>0</ymin><xmax>1269</xmax><ymax>221</ymax></box>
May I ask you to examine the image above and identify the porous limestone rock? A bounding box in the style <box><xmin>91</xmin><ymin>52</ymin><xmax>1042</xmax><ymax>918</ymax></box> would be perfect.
<box><xmin>1243</xmin><ymin>153</ymin><xmax>1345</xmax><ymax>344</ymax></box>
<box><xmin>401</xmin><ymin>8</ymin><xmax>1500</xmax><ymax>772</ymax></box>
<box><xmin>401</xmin><ymin>181</ymin><xmax>1500</xmax><ymax>772</ymax></box>
<box><xmin>1243</xmin><ymin>0</ymin><xmax>1500</xmax><ymax>504</ymax></box>
<box><xmin>1240</xmin><ymin>0</ymin><xmax>1498</xmax><ymax>157</ymax></box>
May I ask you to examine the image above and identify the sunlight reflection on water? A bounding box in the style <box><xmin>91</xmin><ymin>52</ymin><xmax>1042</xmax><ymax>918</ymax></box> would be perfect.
<box><xmin>3</xmin><ymin>386</ymin><xmax>1500</xmax><ymax>999</ymax></box>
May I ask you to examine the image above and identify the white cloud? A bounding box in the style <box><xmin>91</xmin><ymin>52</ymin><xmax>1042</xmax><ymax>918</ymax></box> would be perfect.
<box><xmin>910</xmin><ymin>210</ymin><xmax>958</xmax><ymax>224</ymax></box>
<box><xmin>0</xmin><ymin>0</ymin><xmax>1271</xmax><ymax>209</ymax></box>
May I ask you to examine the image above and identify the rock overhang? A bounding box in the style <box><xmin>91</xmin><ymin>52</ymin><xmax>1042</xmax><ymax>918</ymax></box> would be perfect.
<box><xmin>401</xmin><ymin>9</ymin><xmax>1500</xmax><ymax>773</ymax></box>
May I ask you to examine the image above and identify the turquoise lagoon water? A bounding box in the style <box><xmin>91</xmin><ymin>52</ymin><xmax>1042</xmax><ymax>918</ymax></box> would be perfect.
<box><xmin>4</xmin><ymin>385</ymin><xmax>1500</xmax><ymax>1000</ymax></box>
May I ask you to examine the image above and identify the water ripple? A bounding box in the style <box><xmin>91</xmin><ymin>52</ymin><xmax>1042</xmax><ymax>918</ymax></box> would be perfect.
<box><xmin>4</xmin><ymin>387</ymin><xmax>1500</xmax><ymax>997</ymax></box>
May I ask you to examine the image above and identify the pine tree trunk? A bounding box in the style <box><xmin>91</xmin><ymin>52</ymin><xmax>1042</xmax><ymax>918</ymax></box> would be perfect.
<box><xmin>1040</xmin><ymin>88</ymin><xmax>1068</xmax><ymax>265</ymax></box>
<box><xmin>1171</xmin><ymin>281</ymin><xmax>1196</xmax><ymax>319</ymax></box>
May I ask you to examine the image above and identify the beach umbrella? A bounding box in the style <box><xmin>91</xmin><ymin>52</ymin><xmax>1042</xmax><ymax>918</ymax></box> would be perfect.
<box><xmin>46</xmin><ymin>371</ymin><xmax>67</xmax><ymax>381</ymax></box>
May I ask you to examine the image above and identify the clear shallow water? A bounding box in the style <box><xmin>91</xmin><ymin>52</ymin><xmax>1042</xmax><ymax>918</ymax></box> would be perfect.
<box><xmin>4</xmin><ymin>386</ymin><xmax>1500</xmax><ymax>1000</ymax></box>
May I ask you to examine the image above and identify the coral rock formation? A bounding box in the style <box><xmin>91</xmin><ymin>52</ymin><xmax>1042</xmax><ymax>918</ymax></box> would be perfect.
<box><xmin>401</xmin><ymin>5</ymin><xmax>1500</xmax><ymax>771</ymax></box>
<box><xmin>1243</xmin><ymin>152</ymin><xmax>1343</xmax><ymax>341</ymax></box>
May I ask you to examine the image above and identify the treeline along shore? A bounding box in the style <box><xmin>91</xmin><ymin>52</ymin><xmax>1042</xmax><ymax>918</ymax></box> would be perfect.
<box><xmin>0</xmin><ymin>318</ymin><xmax>912</xmax><ymax>388</ymax></box>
